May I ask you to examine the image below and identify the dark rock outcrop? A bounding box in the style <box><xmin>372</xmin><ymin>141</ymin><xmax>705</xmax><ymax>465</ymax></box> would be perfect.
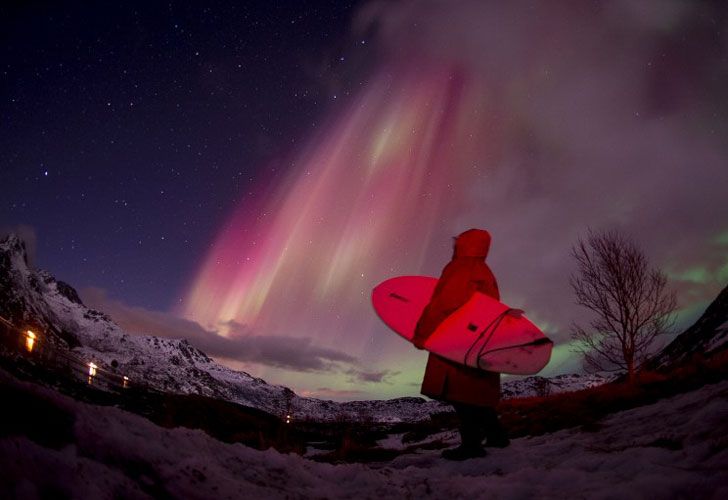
<box><xmin>647</xmin><ymin>284</ymin><xmax>728</xmax><ymax>370</ymax></box>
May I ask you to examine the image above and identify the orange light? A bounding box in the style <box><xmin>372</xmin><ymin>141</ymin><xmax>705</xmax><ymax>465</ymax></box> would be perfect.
<box><xmin>123</xmin><ymin>375</ymin><xmax>129</xmax><ymax>388</ymax></box>
<box><xmin>87</xmin><ymin>362</ymin><xmax>98</xmax><ymax>384</ymax></box>
<box><xmin>25</xmin><ymin>330</ymin><xmax>36</xmax><ymax>353</ymax></box>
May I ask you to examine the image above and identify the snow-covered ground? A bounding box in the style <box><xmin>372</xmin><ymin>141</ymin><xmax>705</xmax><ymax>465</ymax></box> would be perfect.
<box><xmin>2</xmin><ymin>369</ymin><xmax>726</xmax><ymax>499</ymax></box>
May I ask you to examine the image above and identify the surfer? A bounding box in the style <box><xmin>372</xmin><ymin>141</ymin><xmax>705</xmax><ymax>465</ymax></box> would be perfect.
<box><xmin>413</xmin><ymin>228</ymin><xmax>510</xmax><ymax>460</ymax></box>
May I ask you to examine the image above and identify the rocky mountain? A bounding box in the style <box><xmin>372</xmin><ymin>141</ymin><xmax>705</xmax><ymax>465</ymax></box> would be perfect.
<box><xmin>0</xmin><ymin>234</ymin><xmax>451</xmax><ymax>422</ymax></box>
<box><xmin>646</xmin><ymin>284</ymin><xmax>728</xmax><ymax>370</ymax></box>
<box><xmin>1</xmin><ymin>234</ymin><xmax>621</xmax><ymax>423</ymax></box>
<box><xmin>0</xmin><ymin>235</ymin><xmax>84</xmax><ymax>349</ymax></box>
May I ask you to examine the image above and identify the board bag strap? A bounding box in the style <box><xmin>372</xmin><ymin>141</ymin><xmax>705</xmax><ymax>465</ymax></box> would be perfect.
<box><xmin>478</xmin><ymin>337</ymin><xmax>553</xmax><ymax>359</ymax></box>
<box><xmin>463</xmin><ymin>308</ymin><xmax>513</xmax><ymax>367</ymax></box>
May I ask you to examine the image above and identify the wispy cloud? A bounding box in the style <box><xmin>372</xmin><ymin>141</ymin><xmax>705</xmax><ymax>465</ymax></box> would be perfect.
<box><xmin>354</xmin><ymin>0</ymin><xmax>728</xmax><ymax>339</ymax></box>
<box><xmin>345</xmin><ymin>368</ymin><xmax>399</xmax><ymax>384</ymax></box>
<box><xmin>81</xmin><ymin>287</ymin><xmax>357</xmax><ymax>373</ymax></box>
<box><xmin>299</xmin><ymin>387</ymin><xmax>369</xmax><ymax>400</ymax></box>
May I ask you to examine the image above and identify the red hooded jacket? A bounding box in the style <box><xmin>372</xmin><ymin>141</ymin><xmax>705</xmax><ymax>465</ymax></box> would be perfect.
<box><xmin>414</xmin><ymin>229</ymin><xmax>501</xmax><ymax>407</ymax></box>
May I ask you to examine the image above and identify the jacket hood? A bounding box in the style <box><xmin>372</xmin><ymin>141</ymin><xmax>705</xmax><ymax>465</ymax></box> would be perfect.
<box><xmin>453</xmin><ymin>228</ymin><xmax>491</xmax><ymax>258</ymax></box>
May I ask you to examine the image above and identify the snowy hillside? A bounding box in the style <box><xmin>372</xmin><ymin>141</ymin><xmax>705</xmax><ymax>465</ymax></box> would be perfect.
<box><xmin>501</xmin><ymin>373</ymin><xmax>612</xmax><ymax>399</ymax></box>
<box><xmin>2</xmin><ymin>367</ymin><xmax>727</xmax><ymax>498</ymax></box>
<box><xmin>0</xmin><ymin>235</ymin><xmax>453</xmax><ymax>422</ymax></box>
<box><xmin>6</xmin><ymin>232</ymin><xmax>728</xmax><ymax>427</ymax></box>
<box><xmin>0</xmin><ymin>234</ymin><xmax>640</xmax><ymax>424</ymax></box>
<box><xmin>647</xmin><ymin>283</ymin><xmax>728</xmax><ymax>370</ymax></box>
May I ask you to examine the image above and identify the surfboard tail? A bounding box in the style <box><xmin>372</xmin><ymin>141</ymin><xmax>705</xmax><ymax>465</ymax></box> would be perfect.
<box><xmin>478</xmin><ymin>337</ymin><xmax>554</xmax><ymax>375</ymax></box>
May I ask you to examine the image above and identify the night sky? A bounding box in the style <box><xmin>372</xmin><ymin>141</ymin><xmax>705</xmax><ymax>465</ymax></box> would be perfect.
<box><xmin>2</xmin><ymin>0</ymin><xmax>369</xmax><ymax>307</ymax></box>
<box><xmin>3</xmin><ymin>1</ymin><xmax>728</xmax><ymax>400</ymax></box>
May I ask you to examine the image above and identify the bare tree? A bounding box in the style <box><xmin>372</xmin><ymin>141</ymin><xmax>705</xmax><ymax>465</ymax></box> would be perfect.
<box><xmin>570</xmin><ymin>230</ymin><xmax>676</xmax><ymax>381</ymax></box>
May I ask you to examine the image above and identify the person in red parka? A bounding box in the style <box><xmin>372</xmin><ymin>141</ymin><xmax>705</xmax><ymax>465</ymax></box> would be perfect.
<box><xmin>413</xmin><ymin>228</ymin><xmax>510</xmax><ymax>460</ymax></box>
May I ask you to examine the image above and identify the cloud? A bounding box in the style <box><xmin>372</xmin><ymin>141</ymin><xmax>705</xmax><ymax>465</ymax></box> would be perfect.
<box><xmin>345</xmin><ymin>368</ymin><xmax>400</xmax><ymax>384</ymax></box>
<box><xmin>81</xmin><ymin>287</ymin><xmax>357</xmax><ymax>373</ymax></box>
<box><xmin>299</xmin><ymin>387</ymin><xmax>369</xmax><ymax>400</ymax></box>
<box><xmin>354</xmin><ymin>0</ymin><xmax>728</xmax><ymax>344</ymax></box>
<box><xmin>224</xmin><ymin>335</ymin><xmax>358</xmax><ymax>372</ymax></box>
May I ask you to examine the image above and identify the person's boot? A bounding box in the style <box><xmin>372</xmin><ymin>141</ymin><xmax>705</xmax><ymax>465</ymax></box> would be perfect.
<box><xmin>443</xmin><ymin>405</ymin><xmax>486</xmax><ymax>460</ymax></box>
<box><xmin>481</xmin><ymin>407</ymin><xmax>510</xmax><ymax>448</ymax></box>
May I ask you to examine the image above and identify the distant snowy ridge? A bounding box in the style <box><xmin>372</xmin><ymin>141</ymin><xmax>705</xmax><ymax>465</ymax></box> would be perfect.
<box><xmin>501</xmin><ymin>373</ymin><xmax>612</xmax><ymax>399</ymax></box>
<box><xmin>0</xmin><ymin>234</ymin><xmax>629</xmax><ymax>423</ymax></box>
<box><xmin>0</xmin><ymin>234</ymin><xmax>450</xmax><ymax>422</ymax></box>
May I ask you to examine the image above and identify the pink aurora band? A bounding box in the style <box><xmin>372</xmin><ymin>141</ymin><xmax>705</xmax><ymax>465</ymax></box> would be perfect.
<box><xmin>179</xmin><ymin>64</ymin><xmax>500</xmax><ymax>366</ymax></box>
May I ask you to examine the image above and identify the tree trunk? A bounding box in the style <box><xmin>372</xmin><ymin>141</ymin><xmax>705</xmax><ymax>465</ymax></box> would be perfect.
<box><xmin>627</xmin><ymin>357</ymin><xmax>635</xmax><ymax>383</ymax></box>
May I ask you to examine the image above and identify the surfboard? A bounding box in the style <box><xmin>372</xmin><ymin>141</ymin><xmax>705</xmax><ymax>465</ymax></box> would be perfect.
<box><xmin>372</xmin><ymin>275</ymin><xmax>553</xmax><ymax>375</ymax></box>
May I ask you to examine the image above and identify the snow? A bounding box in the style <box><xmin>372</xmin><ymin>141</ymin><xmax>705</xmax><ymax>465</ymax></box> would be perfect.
<box><xmin>501</xmin><ymin>373</ymin><xmax>611</xmax><ymax>399</ymax></box>
<box><xmin>2</xmin><ymin>369</ymin><xmax>727</xmax><ymax>499</ymax></box>
<box><xmin>706</xmin><ymin>320</ymin><xmax>728</xmax><ymax>354</ymax></box>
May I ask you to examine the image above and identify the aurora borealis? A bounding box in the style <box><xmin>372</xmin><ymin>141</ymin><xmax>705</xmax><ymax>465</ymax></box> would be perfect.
<box><xmin>181</xmin><ymin>65</ymin><xmax>485</xmax><ymax>341</ymax></box>
<box><xmin>178</xmin><ymin>63</ymin><xmax>496</xmax><ymax>395</ymax></box>
<box><xmin>3</xmin><ymin>1</ymin><xmax>728</xmax><ymax>400</ymax></box>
